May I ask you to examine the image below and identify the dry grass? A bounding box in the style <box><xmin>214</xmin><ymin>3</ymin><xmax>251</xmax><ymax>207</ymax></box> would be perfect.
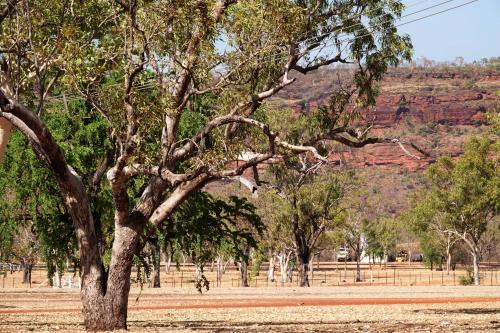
<box><xmin>1</xmin><ymin>286</ymin><xmax>499</xmax><ymax>332</ymax></box>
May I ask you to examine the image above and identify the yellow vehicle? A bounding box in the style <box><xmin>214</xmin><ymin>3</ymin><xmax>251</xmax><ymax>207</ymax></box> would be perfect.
<box><xmin>396</xmin><ymin>250</ymin><xmax>408</xmax><ymax>263</ymax></box>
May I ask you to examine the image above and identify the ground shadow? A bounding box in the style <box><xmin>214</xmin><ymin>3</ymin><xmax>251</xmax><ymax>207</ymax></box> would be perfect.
<box><xmin>127</xmin><ymin>319</ymin><xmax>392</xmax><ymax>332</ymax></box>
<box><xmin>413</xmin><ymin>308</ymin><xmax>500</xmax><ymax>315</ymax></box>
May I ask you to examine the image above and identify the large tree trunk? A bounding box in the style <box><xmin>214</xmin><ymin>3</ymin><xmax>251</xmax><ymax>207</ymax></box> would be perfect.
<box><xmin>81</xmin><ymin>220</ymin><xmax>143</xmax><ymax>330</ymax></box>
<box><xmin>296</xmin><ymin>248</ymin><xmax>310</xmax><ymax>287</ymax></box>
<box><xmin>22</xmin><ymin>263</ymin><xmax>33</xmax><ymax>286</ymax></box>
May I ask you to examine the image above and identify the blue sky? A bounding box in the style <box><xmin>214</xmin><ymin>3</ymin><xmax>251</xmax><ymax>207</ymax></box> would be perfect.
<box><xmin>398</xmin><ymin>0</ymin><xmax>500</xmax><ymax>62</ymax></box>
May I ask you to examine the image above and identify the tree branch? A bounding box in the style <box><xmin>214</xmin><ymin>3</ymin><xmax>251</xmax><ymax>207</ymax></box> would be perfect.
<box><xmin>0</xmin><ymin>0</ymin><xmax>18</xmax><ymax>25</ymax></box>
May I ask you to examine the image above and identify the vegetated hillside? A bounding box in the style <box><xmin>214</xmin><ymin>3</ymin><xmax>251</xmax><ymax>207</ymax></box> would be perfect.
<box><xmin>207</xmin><ymin>66</ymin><xmax>499</xmax><ymax>219</ymax></box>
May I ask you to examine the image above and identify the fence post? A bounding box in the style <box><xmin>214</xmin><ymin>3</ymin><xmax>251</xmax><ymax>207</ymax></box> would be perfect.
<box><xmin>393</xmin><ymin>269</ymin><xmax>395</xmax><ymax>286</ymax></box>
<box><xmin>441</xmin><ymin>270</ymin><xmax>444</xmax><ymax>286</ymax></box>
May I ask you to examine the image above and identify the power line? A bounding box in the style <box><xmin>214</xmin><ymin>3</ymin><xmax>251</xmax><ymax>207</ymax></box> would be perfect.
<box><xmin>307</xmin><ymin>0</ymin><xmax>480</xmax><ymax>61</ymax></box>
<box><xmin>295</xmin><ymin>0</ymin><xmax>432</xmax><ymax>48</ymax></box>
<box><xmin>298</xmin><ymin>0</ymin><xmax>452</xmax><ymax>49</ymax></box>
<box><xmin>44</xmin><ymin>0</ymin><xmax>479</xmax><ymax>105</ymax></box>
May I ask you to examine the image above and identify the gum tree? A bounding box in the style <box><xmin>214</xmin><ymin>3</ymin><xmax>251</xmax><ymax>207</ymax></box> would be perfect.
<box><xmin>407</xmin><ymin>137</ymin><xmax>499</xmax><ymax>285</ymax></box>
<box><xmin>0</xmin><ymin>0</ymin><xmax>414</xmax><ymax>330</ymax></box>
<box><xmin>266</xmin><ymin>164</ymin><xmax>347</xmax><ymax>286</ymax></box>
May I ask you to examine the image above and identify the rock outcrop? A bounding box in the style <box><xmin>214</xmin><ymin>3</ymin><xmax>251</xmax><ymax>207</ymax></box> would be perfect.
<box><xmin>276</xmin><ymin>67</ymin><xmax>500</xmax><ymax>170</ymax></box>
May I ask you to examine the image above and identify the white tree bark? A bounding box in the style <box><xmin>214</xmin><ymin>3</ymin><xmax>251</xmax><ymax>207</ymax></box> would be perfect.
<box><xmin>278</xmin><ymin>250</ymin><xmax>293</xmax><ymax>284</ymax></box>
<box><xmin>0</xmin><ymin>72</ymin><xmax>13</xmax><ymax>162</ymax></box>
<box><xmin>472</xmin><ymin>247</ymin><xmax>481</xmax><ymax>286</ymax></box>
<box><xmin>0</xmin><ymin>117</ymin><xmax>11</xmax><ymax>161</ymax></box>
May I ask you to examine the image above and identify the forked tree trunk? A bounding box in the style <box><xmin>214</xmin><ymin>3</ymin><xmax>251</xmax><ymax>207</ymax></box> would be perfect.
<box><xmin>81</xmin><ymin>221</ymin><xmax>143</xmax><ymax>330</ymax></box>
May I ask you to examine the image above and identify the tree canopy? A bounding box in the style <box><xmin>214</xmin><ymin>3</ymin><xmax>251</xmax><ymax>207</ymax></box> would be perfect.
<box><xmin>404</xmin><ymin>136</ymin><xmax>499</xmax><ymax>284</ymax></box>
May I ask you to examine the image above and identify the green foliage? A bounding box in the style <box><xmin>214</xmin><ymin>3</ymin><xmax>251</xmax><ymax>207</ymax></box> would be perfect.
<box><xmin>262</xmin><ymin>164</ymin><xmax>348</xmax><ymax>265</ymax></box>
<box><xmin>417</xmin><ymin>122</ymin><xmax>438</xmax><ymax>136</ymax></box>
<box><xmin>0</xmin><ymin>100</ymin><xmax>113</xmax><ymax>275</ymax></box>
<box><xmin>369</xmin><ymin>217</ymin><xmax>401</xmax><ymax>258</ymax></box>
<box><xmin>251</xmin><ymin>249</ymin><xmax>265</xmax><ymax>277</ymax></box>
<box><xmin>165</xmin><ymin>191</ymin><xmax>263</xmax><ymax>292</ymax></box>
<box><xmin>418</xmin><ymin>232</ymin><xmax>444</xmax><ymax>269</ymax></box>
<box><xmin>458</xmin><ymin>267</ymin><xmax>475</xmax><ymax>286</ymax></box>
<box><xmin>363</xmin><ymin>222</ymin><xmax>384</xmax><ymax>260</ymax></box>
<box><xmin>485</xmin><ymin>90</ymin><xmax>500</xmax><ymax>135</ymax></box>
<box><xmin>404</xmin><ymin>136</ymin><xmax>499</xmax><ymax>273</ymax></box>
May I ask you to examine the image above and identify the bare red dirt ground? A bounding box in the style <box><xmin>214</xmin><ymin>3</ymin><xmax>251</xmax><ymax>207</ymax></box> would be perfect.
<box><xmin>1</xmin><ymin>286</ymin><xmax>499</xmax><ymax>332</ymax></box>
<box><xmin>1</xmin><ymin>296</ymin><xmax>500</xmax><ymax>314</ymax></box>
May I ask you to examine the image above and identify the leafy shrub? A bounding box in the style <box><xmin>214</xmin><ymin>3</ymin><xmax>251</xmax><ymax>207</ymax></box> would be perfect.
<box><xmin>458</xmin><ymin>267</ymin><xmax>475</xmax><ymax>285</ymax></box>
<box><xmin>418</xmin><ymin>122</ymin><xmax>438</xmax><ymax>136</ymax></box>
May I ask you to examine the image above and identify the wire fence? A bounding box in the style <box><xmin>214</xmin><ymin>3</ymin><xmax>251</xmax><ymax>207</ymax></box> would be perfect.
<box><xmin>2</xmin><ymin>262</ymin><xmax>498</xmax><ymax>289</ymax></box>
<box><xmin>152</xmin><ymin>264</ymin><xmax>500</xmax><ymax>289</ymax></box>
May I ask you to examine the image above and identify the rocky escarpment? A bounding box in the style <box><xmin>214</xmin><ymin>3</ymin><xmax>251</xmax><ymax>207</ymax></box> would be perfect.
<box><xmin>366</xmin><ymin>91</ymin><xmax>494</xmax><ymax>127</ymax></box>
<box><xmin>275</xmin><ymin>67</ymin><xmax>500</xmax><ymax>170</ymax></box>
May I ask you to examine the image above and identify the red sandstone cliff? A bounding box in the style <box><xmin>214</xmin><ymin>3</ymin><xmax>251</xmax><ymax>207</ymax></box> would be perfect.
<box><xmin>275</xmin><ymin>67</ymin><xmax>500</xmax><ymax>170</ymax></box>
